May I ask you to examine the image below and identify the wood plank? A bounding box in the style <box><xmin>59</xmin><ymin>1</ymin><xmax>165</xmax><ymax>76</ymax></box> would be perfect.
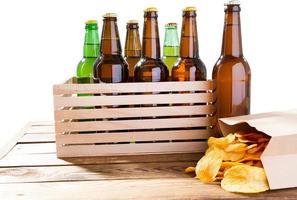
<box><xmin>0</xmin><ymin>153</ymin><xmax>202</xmax><ymax>167</ymax></box>
<box><xmin>0</xmin><ymin>161</ymin><xmax>195</xmax><ymax>183</ymax></box>
<box><xmin>29</xmin><ymin>121</ymin><xmax>54</xmax><ymax>126</ymax></box>
<box><xmin>18</xmin><ymin>133</ymin><xmax>55</xmax><ymax>143</ymax></box>
<box><xmin>55</xmin><ymin>105</ymin><xmax>215</xmax><ymax>120</ymax></box>
<box><xmin>9</xmin><ymin>143</ymin><xmax>56</xmax><ymax>155</ymax></box>
<box><xmin>56</xmin><ymin>129</ymin><xmax>214</xmax><ymax>144</ymax></box>
<box><xmin>0</xmin><ymin>178</ymin><xmax>295</xmax><ymax>200</ymax></box>
<box><xmin>25</xmin><ymin>125</ymin><xmax>55</xmax><ymax>134</ymax></box>
<box><xmin>54</xmin><ymin>93</ymin><xmax>215</xmax><ymax>108</ymax></box>
<box><xmin>57</xmin><ymin>142</ymin><xmax>207</xmax><ymax>157</ymax></box>
<box><xmin>55</xmin><ymin>117</ymin><xmax>216</xmax><ymax>132</ymax></box>
<box><xmin>0</xmin><ymin>123</ymin><xmax>30</xmax><ymax>160</ymax></box>
<box><xmin>53</xmin><ymin>80</ymin><xmax>215</xmax><ymax>95</ymax></box>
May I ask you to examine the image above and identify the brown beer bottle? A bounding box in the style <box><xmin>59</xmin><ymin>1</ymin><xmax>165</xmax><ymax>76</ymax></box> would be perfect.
<box><xmin>172</xmin><ymin>7</ymin><xmax>206</xmax><ymax>81</ymax></box>
<box><xmin>134</xmin><ymin>7</ymin><xmax>169</xmax><ymax>82</ymax></box>
<box><xmin>212</xmin><ymin>1</ymin><xmax>251</xmax><ymax>119</ymax></box>
<box><xmin>93</xmin><ymin>13</ymin><xmax>129</xmax><ymax>83</ymax></box>
<box><xmin>124</xmin><ymin>20</ymin><xmax>141</xmax><ymax>81</ymax></box>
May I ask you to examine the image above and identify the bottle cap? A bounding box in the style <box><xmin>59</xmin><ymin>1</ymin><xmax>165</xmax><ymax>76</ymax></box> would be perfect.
<box><xmin>85</xmin><ymin>20</ymin><xmax>98</xmax><ymax>25</ymax></box>
<box><xmin>165</xmin><ymin>23</ymin><xmax>177</xmax><ymax>27</ymax></box>
<box><xmin>103</xmin><ymin>13</ymin><xmax>117</xmax><ymax>18</ymax></box>
<box><xmin>144</xmin><ymin>7</ymin><xmax>158</xmax><ymax>12</ymax></box>
<box><xmin>183</xmin><ymin>6</ymin><xmax>197</xmax><ymax>12</ymax></box>
<box><xmin>127</xmin><ymin>20</ymin><xmax>138</xmax><ymax>24</ymax></box>
<box><xmin>225</xmin><ymin>0</ymin><xmax>240</xmax><ymax>5</ymax></box>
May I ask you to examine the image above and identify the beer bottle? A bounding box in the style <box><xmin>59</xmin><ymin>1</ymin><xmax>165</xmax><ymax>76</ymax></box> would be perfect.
<box><xmin>162</xmin><ymin>23</ymin><xmax>179</xmax><ymax>78</ymax></box>
<box><xmin>212</xmin><ymin>1</ymin><xmax>251</xmax><ymax>119</ymax></box>
<box><xmin>93</xmin><ymin>13</ymin><xmax>128</xmax><ymax>83</ymax></box>
<box><xmin>77</xmin><ymin>20</ymin><xmax>100</xmax><ymax>83</ymax></box>
<box><xmin>172</xmin><ymin>7</ymin><xmax>206</xmax><ymax>81</ymax></box>
<box><xmin>124</xmin><ymin>20</ymin><xmax>141</xmax><ymax>82</ymax></box>
<box><xmin>134</xmin><ymin>7</ymin><xmax>169</xmax><ymax>82</ymax></box>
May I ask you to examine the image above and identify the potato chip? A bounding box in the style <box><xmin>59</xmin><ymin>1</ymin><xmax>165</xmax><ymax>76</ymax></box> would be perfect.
<box><xmin>217</xmin><ymin>171</ymin><xmax>224</xmax><ymax>177</ymax></box>
<box><xmin>247</xmin><ymin>144</ymin><xmax>258</xmax><ymax>150</ymax></box>
<box><xmin>220</xmin><ymin>162</ymin><xmax>243</xmax><ymax>170</ymax></box>
<box><xmin>221</xmin><ymin>165</ymin><xmax>269</xmax><ymax>193</ymax></box>
<box><xmin>208</xmin><ymin>134</ymin><xmax>235</xmax><ymax>149</ymax></box>
<box><xmin>247</xmin><ymin>142</ymin><xmax>267</xmax><ymax>154</ymax></box>
<box><xmin>236</xmin><ymin>132</ymin><xmax>270</xmax><ymax>144</ymax></box>
<box><xmin>195</xmin><ymin>150</ymin><xmax>223</xmax><ymax>183</ymax></box>
<box><xmin>254</xmin><ymin>161</ymin><xmax>264</xmax><ymax>168</ymax></box>
<box><xmin>234</xmin><ymin>130</ymin><xmax>250</xmax><ymax>137</ymax></box>
<box><xmin>218</xmin><ymin>147</ymin><xmax>246</xmax><ymax>162</ymax></box>
<box><xmin>225</xmin><ymin>143</ymin><xmax>247</xmax><ymax>153</ymax></box>
<box><xmin>239</xmin><ymin>135</ymin><xmax>262</xmax><ymax>143</ymax></box>
<box><xmin>234</xmin><ymin>132</ymin><xmax>243</xmax><ymax>138</ymax></box>
<box><xmin>220</xmin><ymin>162</ymin><xmax>243</xmax><ymax>175</ymax></box>
<box><xmin>206</xmin><ymin>145</ymin><xmax>246</xmax><ymax>162</ymax></box>
<box><xmin>243</xmin><ymin>160</ymin><xmax>254</xmax><ymax>166</ymax></box>
<box><xmin>238</xmin><ymin>138</ymin><xmax>253</xmax><ymax>143</ymax></box>
<box><xmin>186</xmin><ymin>131</ymin><xmax>271</xmax><ymax>194</ymax></box>
<box><xmin>185</xmin><ymin>167</ymin><xmax>196</xmax><ymax>173</ymax></box>
<box><xmin>237</xmin><ymin>152</ymin><xmax>262</xmax><ymax>163</ymax></box>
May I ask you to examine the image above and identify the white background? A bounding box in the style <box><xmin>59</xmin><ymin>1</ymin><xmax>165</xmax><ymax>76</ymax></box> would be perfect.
<box><xmin>0</xmin><ymin>0</ymin><xmax>297</xmax><ymax>145</ymax></box>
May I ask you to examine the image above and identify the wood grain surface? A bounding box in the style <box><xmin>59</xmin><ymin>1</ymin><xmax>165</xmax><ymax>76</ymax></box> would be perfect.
<box><xmin>0</xmin><ymin>122</ymin><xmax>296</xmax><ymax>200</ymax></box>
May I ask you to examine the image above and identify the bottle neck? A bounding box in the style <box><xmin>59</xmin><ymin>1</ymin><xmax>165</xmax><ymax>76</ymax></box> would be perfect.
<box><xmin>163</xmin><ymin>27</ymin><xmax>179</xmax><ymax>57</ymax></box>
<box><xmin>83</xmin><ymin>29</ymin><xmax>100</xmax><ymax>58</ymax></box>
<box><xmin>100</xmin><ymin>18</ymin><xmax>122</xmax><ymax>55</ymax></box>
<box><xmin>180</xmin><ymin>13</ymin><xmax>199</xmax><ymax>59</ymax></box>
<box><xmin>221</xmin><ymin>8</ymin><xmax>243</xmax><ymax>57</ymax></box>
<box><xmin>125</xmin><ymin>25</ymin><xmax>141</xmax><ymax>57</ymax></box>
<box><xmin>142</xmin><ymin>15</ymin><xmax>161</xmax><ymax>59</ymax></box>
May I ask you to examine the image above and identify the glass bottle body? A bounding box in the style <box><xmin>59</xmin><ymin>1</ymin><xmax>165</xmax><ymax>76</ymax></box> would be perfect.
<box><xmin>212</xmin><ymin>4</ymin><xmax>251</xmax><ymax>119</ymax></box>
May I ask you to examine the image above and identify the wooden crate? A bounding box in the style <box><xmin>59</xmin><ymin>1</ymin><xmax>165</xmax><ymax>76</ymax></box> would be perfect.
<box><xmin>53</xmin><ymin>77</ymin><xmax>217</xmax><ymax>157</ymax></box>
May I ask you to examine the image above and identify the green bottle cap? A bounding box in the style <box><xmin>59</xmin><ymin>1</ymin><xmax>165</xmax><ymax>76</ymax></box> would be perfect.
<box><xmin>85</xmin><ymin>20</ymin><xmax>98</xmax><ymax>30</ymax></box>
<box><xmin>165</xmin><ymin>23</ymin><xmax>177</xmax><ymax>28</ymax></box>
<box><xmin>85</xmin><ymin>20</ymin><xmax>97</xmax><ymax>25</ymax></box>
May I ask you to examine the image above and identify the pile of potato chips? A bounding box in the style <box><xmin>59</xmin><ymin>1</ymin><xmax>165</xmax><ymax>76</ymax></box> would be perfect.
<box><xmin>186</xmin><ymin>131</ymin><xmax>271</xmax><ymax>193</ymax></box>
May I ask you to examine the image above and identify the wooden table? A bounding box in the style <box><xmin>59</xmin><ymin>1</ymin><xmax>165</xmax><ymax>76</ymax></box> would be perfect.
<box><xmin>0</xmin><ymin>122</ymin><xmax>296</xmax><ymax>199</ymax></box>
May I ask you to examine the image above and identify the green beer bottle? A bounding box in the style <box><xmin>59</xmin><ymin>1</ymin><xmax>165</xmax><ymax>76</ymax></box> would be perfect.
<box><xmin>162</xmin><ymin>23</ymin><xmax>180</xmax><ymax>78</ymax></box>
<box><xmin>77</xmin><ymin>20</ymin><xmax>100</xmax><ymax>83</ymax></box>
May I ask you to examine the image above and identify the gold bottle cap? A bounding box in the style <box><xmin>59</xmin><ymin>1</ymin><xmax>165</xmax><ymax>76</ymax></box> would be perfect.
<box><xmin>166</xmin><ymin>22</ymin><xmax>177</xmax><ymax>27</ymax></box>
<box><xmin>85</xmin><ymin>20</ymin><xmax>98</xmax><ymax>24</ymax></box>
<box><xmin>103</xmin><ymin>13</ymin><xmax>117</xmax><ymax>18</ymax></box>
<box><xmin>127</xmin><ymin>20</ymin><xmax>138</xmax><ymax>24</ymax></box>
<box><xmin>183</xmin><ymin>6</ymin><xmax>197</xmax><ymax>12</ymax></box>
<box><xmin>225</xmin><ymin>0</ymin><xmax>240</xmax><ymax>5</ymax></box>
<box><xmin>144</xmin><ymin>7</ymin><xmax>158</xmax><ymax>12</ymax></box>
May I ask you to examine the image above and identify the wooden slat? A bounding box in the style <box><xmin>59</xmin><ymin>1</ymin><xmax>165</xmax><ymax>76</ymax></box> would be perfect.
<box><xmin>0</xmin><ymin>178</ymin><xmax>295</xmax><ymax>200</ymax></box>
<box><xmin>9</xmin><ymin>143</ymin><xmax>56</xmax><ymax>155</ymax></box>
<box><xmin>53</xmin><ymin>80</ymin><xmax>215</xmax><ymax>95</ymax></box>
<box><xmin>25</xmin><ymin>125</ymin><xmax>55</xmax><ymax>134</ymax></box>
<box><xmin>29</xmin><ymin>121</ymin><xmax>54</xmax><ymax>126</ymax></box>
<box><xmin>55</xmin><ymin>117</ymin><xmax>216</xmax><ymax>132</ymax></box>
<box><xmin>0</xmin><ymin>161</ymin><xmax>195</xmax><ymax>183</ymax></box>
<box><xmin>54</xmin><ymin>93</ymin><xmax>215</xmax><ymax>108</ymax></box>
<box><xmin>55</xmin><ymin>105</ymin><xmax>215</xmax><ymax>120</ymax></box>
<box><xmin>0</xmin><ymin>123</ymin><xmax>30</xmax><ymax>160</ymax></box>
<box><xmin>18</xmin><ymin>133</ymin><xmax>55</xmax><ymax>143</ymax></box>
<box><xmin>56</xmin><ymin>129</ymin><xmax>214</xmax><ymax>145</ymax></box>
<box><xmin>0</xmin><ymin>153</ymin><xmax>202</xmax><ymax>167</ymax></box>
<box><xmin>57</xmin><ymin>142</ymin><xmax>207</xmax><ymax>157</ymax></box>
